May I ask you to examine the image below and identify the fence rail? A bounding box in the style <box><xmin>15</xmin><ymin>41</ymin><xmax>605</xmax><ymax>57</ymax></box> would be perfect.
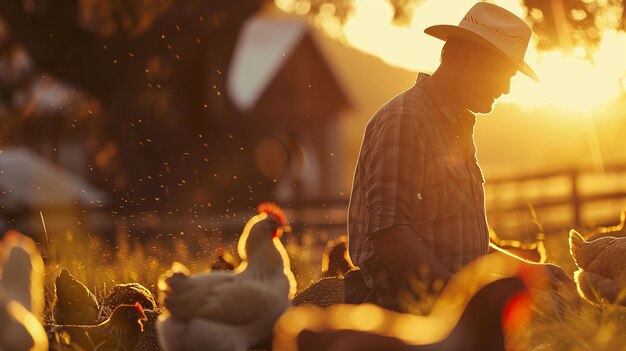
<box><xmin>486</xmin><ymin>164</ymin><xmax>626</xmax><ymax>239</ymax></box>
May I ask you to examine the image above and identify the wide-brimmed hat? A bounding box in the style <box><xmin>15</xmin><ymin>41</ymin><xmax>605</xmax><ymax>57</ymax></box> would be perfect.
<box><xmin>425</xmin><ymin>2</ymin><xmax>538</xmax><ymax>81</ymax></box>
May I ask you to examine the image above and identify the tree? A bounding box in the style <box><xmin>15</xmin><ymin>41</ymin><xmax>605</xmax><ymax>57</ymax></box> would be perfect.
<box><xmin>279</xmin><ymin>0</ymin><xmax>626</xmax><ymax>54</ymax></box>
<box><xmin>521</xmin><ymin>0</ymin><xmax>626</xmax><ymax>55</ymax></box>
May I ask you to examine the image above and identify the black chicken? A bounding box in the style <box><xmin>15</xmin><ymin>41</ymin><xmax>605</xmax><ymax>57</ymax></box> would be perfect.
<box><xmin>321</xmin><ymin>236</ymin><xmax>353</xmax><ymax>278</ymax></box>
<box><xmin>53</xmin><ymin>268</ymin><xmax>100</xmax><ymax>325</ymax></box>
<box><xmin>135</xmin><ymin>309</ymin><xmax>163</xmax><ymax>351</ymax></box>
<box><xmin>292</xmin><ymin>277</ymin><xmax>344</xmax><ymax>308</ymax></box>
<box><xmin>292</xmin><ymin>236</ymin><xmax>352</xmax><ymax>308</ymax></box>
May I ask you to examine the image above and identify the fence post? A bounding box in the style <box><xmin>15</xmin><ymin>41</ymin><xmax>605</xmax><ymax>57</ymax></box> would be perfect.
<box><xmin>571</xmin><ymin>170</ymin><xmax>581</xmax><ymax>228</ymax></box>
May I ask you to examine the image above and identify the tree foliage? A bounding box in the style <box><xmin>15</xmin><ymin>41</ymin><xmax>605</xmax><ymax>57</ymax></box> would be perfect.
<box><xmin>286</xmin><ymin>0</ymin><xmax>626</xmax><ymax>53</ymax></box>
<box><xmin>522</xmin><ymin>0</ymin><xmax>626</xmax><ymax>55</ymax></box>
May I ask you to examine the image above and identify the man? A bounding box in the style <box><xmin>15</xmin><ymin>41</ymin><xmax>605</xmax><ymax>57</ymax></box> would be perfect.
<box><xmin>345</xmin><ymin>2</ymin><xmax>571</xmax><ymax>312</ymax></box>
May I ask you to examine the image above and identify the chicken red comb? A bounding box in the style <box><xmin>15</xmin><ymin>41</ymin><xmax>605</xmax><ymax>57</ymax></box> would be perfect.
<box><xmin>134</xmin><ymin>301</ymin><xmax>145</xmax><ymax>315</ymax></box>
<box><xmin>257</xmin><ymin>202</ymin><xmax>286</xmax><ymax>225</ymax></box>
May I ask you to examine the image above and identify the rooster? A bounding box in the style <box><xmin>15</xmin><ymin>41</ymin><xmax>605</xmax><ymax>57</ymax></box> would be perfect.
<box><xmin>0</xmin><ymin>231</ymin><xmax>48</xmax><ymax>351</ymax></box>
<box><xmin>46</xmin><ymin>303</ymin><xmax>147</xmax><ymax>351</ymax></box>
<box><xmin>156</xmin><ymin>202</ymin><xmax>297</xmax><ymax>351</ymax></box>
<box><xmin>569</xmin><ymin>229</ymin><xmax>626</xmax><ymax>306</ymax></box>
<box><xmin>53</xmin><ymin>268</ymin><xmax>100</xmax><ymax>325</ymax></box>
<box><xmin>274</xmin><ymin>252</ymin><xmax>549</xmax><ymax>351</ymax></box>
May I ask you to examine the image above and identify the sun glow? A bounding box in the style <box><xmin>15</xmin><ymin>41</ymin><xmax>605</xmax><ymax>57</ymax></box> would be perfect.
<box><xmin>329</xmin><ymin>0</ymin><xmax>626</xmax><ymax>112</ymax></box>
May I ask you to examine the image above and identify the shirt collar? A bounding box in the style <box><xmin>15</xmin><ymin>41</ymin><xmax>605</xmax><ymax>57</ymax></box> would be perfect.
<box><xmin>415</xmin><ymin>73</ymin><xmax>475</xmax><ymax>124</ymax></box>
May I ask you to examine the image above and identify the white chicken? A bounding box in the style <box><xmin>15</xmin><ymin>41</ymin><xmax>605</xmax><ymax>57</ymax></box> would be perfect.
<box><xmin>0</xmin><ymin>231</ymin><xmax>48</xmax><ymax>351</ymax></box>
<box><xmin>569</xmin><ymin>229</ymin><xmax>626</xmax><ymax>306</ymax></box>
<box><xmin>156</xmin><ymin>202</ymin><xmax>297</xmax><ymax>351</ymax></box>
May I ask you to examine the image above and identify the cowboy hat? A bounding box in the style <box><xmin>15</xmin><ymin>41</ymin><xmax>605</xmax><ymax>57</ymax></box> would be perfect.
<box><xmin>425</xmin><ymin>2</ymin><xmax>538</xmax><ymax>81</ymax></box>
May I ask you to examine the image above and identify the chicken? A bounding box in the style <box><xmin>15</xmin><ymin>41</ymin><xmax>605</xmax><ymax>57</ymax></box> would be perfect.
<box><xmin>321</xmin><ymin>236</ymin><xmax>353</xmax><ymax>278</ymax></box>
<box><xmin>274</xmin><ymin>252</ymin><xmax>549</xmax><ymax>351</ymax></box>
<box><xmin>0</xmin><ymin>231</ymin><xmax>48</xmax><ymax>351</ymax></box>
<box><xmin>569</xmin><ymin>229</ymin><xmax>626</xmax><ymax>306</ymax></box>
<box><xmin>52</xmin><ymin>268</ymin><xmax>100</xmax><ymax>325</ymax></box>
<box><xmin>210</xmin><ymin>247</ymin><xmax>237</xmax><ymax>271</ymax></box>
<box><xmin>292</xmin><ymin>276</ymin><xmax>344</xmax><ymax>308</ymax></box>
<box><xmin>47</xmin><ymin>303</ymin><xmax>147</xmax><ymax>351</ymax></box>
<box><xmin>103</xmin><ymin>282</ymin><xmax>157</xmax><ymax>312</ymax></box>
<box><xmin>96</xmin><ymin>283</ymin><xmax>162</xmax><ymax>350</ymax></box>
<box><xmin>292</xmin><ymin>236</ymin><xmax>351</xmax><ymax>308</ymax></box>
<box><xmin>156</xmin><ymin>202</ymin><xmax>296</xmax><ymax>351</ymax></box>
<box><xmin>135</xmin><ymin>309</ymin><xmax>164</xmax><ymax>351</ymax></box>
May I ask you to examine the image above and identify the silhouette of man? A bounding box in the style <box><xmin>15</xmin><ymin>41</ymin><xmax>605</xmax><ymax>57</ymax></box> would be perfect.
<box><xmin>345</xmin><ymin>2</ymin><xmax>572</xmax><ymax>312</ymax></box>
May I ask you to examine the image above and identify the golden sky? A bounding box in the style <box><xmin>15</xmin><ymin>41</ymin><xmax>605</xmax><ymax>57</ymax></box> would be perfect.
<box><xmin>312</xmin><ymin>0</ymin><xmax>626</xmax><ymax>112</ymax></box>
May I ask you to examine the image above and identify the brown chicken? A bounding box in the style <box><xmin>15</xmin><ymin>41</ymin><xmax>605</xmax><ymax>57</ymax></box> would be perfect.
<box><xmin>47</xmin><ymin>303</ymin><xmax>147</xmax><ymax>351</ymax></box>
<box><xmin>103</xmin><ymin>283</ymin><xmax>157</xmax><ymax>312</ymax></box>
<box><xmin>569</xmin><ymin>229</ymin><xmax>626</xmax><ymax>306</ymax></box>
<box><xmin>100</xmin><ymin>283</ymin><xmax>162</xmax><ymax>351</ymax></box>
<box><xmin>53</xmin><ymin>268</ymin><xmax>100</xmax><ymax>325</ymax></box>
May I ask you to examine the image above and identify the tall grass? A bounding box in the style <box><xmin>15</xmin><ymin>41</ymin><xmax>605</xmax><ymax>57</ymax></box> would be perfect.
<box><xmin>39</xmin><ymin>225</ymin><xmax>327</xmax><ymax>321</ymax></box>
<box><xmin>36</xmin><ymin>222</ymin><xmax>626</xmax><ymax>350</ymax></box>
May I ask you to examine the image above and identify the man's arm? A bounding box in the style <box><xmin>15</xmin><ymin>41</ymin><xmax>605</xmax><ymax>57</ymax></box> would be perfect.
<box><xmin>489</xmin><ymin>242</ymin><xmax>575</xmax><ymax>287</ymax></box>
<box><xmin>369</xmin><ymin>227</ymin><xmax>452</xmax><ymax>286</ymax></box>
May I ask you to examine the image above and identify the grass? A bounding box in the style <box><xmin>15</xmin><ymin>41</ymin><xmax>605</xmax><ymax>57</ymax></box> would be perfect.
<box><xmin>39</xmin><ymin>224</ymin><xmax>326</xmax><ymax>321</ymax></box>
<box><xmin>37</xmin><ymin>222</ymin><xmax>626</xmax><ymax>350</ymax></box>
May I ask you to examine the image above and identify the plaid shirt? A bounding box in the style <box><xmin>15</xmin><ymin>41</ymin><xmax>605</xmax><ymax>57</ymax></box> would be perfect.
<box><xmin>347</xmin><ymin>73</ymin><xmax>489</xmax><ymax>287</ymax></box>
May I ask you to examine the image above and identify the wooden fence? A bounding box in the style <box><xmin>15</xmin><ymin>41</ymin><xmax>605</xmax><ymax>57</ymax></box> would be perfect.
<box><xmin>280</xmin><ymin>163</ymin><xmax>626</xmax><ymax>241</ymax></box>
<box><xmin>485</xmin><ymin>163</ymin><xmax>626</xmax><ymax>239</ymax></box>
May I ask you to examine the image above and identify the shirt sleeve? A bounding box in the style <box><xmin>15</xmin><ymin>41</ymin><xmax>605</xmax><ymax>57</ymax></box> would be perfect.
<box><xmin>363</xmin><ymin>113</ymin><xmax>425</xmax><ymax>235</ymax></box>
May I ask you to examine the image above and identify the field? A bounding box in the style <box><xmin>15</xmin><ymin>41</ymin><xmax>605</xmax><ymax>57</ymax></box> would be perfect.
<box><xmin>36</xmin><ymin>221</ymin><xmax>626</xmax><ymax>351</ymax></box>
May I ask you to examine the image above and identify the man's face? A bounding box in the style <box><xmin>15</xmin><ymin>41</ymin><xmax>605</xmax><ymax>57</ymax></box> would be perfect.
<box><xmin>459</xmin><ymin>50</ymin><xmax>518</xmax><ymax>114</ymax></box>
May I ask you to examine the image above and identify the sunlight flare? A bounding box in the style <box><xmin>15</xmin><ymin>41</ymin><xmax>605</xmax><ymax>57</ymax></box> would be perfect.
<box><xmin>335</xmin><ymin>0</ymin><xmax>626</xmax><ymax>112</ymax></box>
